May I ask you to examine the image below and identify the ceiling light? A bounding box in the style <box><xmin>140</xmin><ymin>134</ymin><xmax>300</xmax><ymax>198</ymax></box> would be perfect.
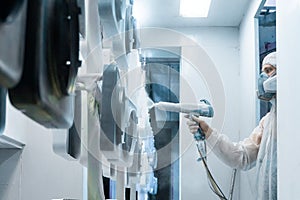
<box><xmin>264</xmin><ymin>0</ymin><xmax>276</xmax><ymax>7</ymax></box>
<box><xmin>180</xmin><ymin>0</ymin><xmax>212</xmax><ymax>18</ymax></box>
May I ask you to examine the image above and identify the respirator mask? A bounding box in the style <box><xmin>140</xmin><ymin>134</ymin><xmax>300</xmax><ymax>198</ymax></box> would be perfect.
<box><xmin>257</xmin><ymin>72</ymin><xmax>277</xmax><ymax>101</ymax></box>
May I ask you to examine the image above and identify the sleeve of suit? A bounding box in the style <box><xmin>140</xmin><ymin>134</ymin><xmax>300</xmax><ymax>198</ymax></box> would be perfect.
<box><xmin>206</xmin><ymin>114</ymin><xmax>268</xmax><ymax>170</ymax></box>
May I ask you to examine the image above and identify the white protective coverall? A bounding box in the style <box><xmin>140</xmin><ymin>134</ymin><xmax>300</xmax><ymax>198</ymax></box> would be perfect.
<box><xmin>206</xmin><ymin>103</ymin><xmax>277</xmax><ymax>199</ymax></box>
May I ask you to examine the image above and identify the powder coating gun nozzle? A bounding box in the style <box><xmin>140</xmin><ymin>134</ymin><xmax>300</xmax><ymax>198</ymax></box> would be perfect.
<box><xmin>153</xmin><ymin>99</ymin><xmax>214</xmax><ymax>141</ymax></box>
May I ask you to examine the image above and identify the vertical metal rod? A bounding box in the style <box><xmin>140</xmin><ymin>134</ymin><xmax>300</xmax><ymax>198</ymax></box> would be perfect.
<box><xmin>130</xmin><ymin>183</ymin><xmax>137</xmax><ymax>200</ymax></box>
<box><xmin>88</xmin><ymin>152</ymin><xmax>105</xmax><ymax>200</ymax></box>
<box><xmin>116</xmin><ymin>167</ymin><xmax>125</xmax><ymax>200</ymax></box>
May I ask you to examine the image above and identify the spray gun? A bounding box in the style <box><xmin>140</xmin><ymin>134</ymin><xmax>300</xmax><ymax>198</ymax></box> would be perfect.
<box><xmin>154</xmin><ymin>99</ymin><xmax>214</xmax><ymax>160</ymax></box>
<box><xmin>154</xmin><ymin>100</ymin><xmax>235</xmax><ymax>200</ymax></box>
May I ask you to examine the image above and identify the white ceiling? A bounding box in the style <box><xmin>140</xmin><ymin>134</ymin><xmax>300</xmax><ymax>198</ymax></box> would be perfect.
<box><xmin>133</xmin><ymin>0</ymin><xmax>252</xmax><ymax>28</ymax></box>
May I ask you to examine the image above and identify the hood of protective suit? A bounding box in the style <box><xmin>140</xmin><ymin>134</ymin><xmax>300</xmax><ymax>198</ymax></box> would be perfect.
<box><xmin>257</xmin><ymin>52</ymin><xmax>277</xmax><ymax>102</ymax></box>
<box><xmin>262</xmin><ymin>52</ymin><xmax>276</xmax><ymax>68</ymax></box>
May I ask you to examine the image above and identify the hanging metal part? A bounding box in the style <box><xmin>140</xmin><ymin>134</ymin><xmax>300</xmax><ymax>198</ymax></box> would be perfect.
<box><xmin>8</xmin><ymin>0</ymin><xmax>81</xmax><ymax>128</ymax></box>
<box><xmin>115</xmin><ymin>0</ymin><xmax>126</xmax><ymax>22</ymax></box>
<box><xmin>136</xmin><ymin>136</ymin><xmax>158</xmax><ymax>197</ymax></box>
<box><xmin>132</xmin><ymin>17</ymin><xmax>140</xmax><ymax>49</ymax></box>
<box><xmin>98</xmin><ymin>0</ymin><xmax>129</xmax><ymax>69</ymax></box>
<box><xmin>0</xmin><ymin>0</ymin><xmax>27</xmax><ymax>88</ymax></box>
<box><xmin>98</xmin><ymin>0</ymin><xmax>126</xmax><ymax>38</ymax></box>
<box><xmin>100</xmin><ymin>64</ymin><xmax>122</xmax><ymax>153</ymax></box>
<box><xmin>100</xmin><ymin>63</ymin><xmax>138</xmax><ymax>167</ymax></box>
<box><xmin>125</xmin><ymin>5</ymin><xmax>134</xmax><ymax>54</ymax></box>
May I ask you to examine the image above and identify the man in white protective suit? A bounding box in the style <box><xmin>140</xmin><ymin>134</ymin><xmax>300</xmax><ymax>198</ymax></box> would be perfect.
<box><xmin>186</xmin><ymin>52</ymin><xmax>277</xmax><ymax>200</ymax></box>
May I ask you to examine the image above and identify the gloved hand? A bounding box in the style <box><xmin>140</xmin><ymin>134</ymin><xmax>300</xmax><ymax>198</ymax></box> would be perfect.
<box><xmin>185</xmin><ymin>115</ymin><xmax>213</xmax><ymax>139</ymax></box>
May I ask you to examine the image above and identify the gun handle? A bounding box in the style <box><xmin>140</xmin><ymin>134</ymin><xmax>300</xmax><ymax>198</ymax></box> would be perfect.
<box><xmin>189</xmin><ymin>114</ymin><xmax>206</xmax><ymax>141</ymax></box>
<box><xmin>194</xmin><ymin>128</ymin><xmax>205</xmax><ymax>141</ymax></box>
